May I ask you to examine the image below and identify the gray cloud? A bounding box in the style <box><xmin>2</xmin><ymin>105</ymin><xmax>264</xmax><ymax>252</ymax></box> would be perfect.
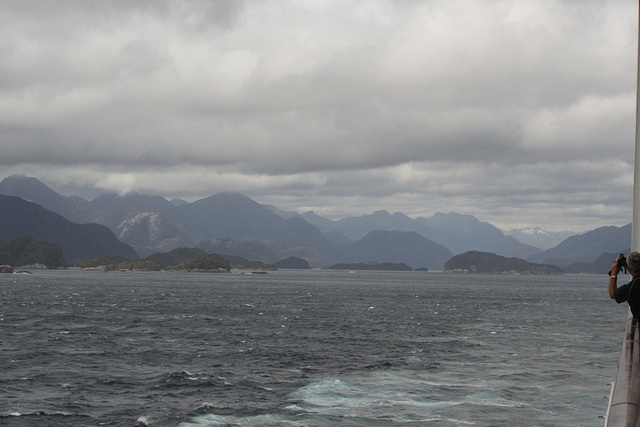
<box><xmin>0</xmin><ymin>0</ymin><xmax>637</xmax><ymax>231</ymax></box>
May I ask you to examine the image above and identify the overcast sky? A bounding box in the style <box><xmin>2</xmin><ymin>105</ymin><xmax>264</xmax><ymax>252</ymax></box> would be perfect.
<box><xmin>0</xmin><ymin>0</ymin><xmax>637</xmax><ymax>232</ymax></box>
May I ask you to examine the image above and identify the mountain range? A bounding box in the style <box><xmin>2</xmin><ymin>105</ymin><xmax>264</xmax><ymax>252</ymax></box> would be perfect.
<box><xmin>0</xmin><ymin>174</ymin><xmax>631</xmax><ymax>271</ymax></box>
<box><xmin>0</xmin><ymin>194</ymin><xmax>137</xmax><ymax>262</ymax></box>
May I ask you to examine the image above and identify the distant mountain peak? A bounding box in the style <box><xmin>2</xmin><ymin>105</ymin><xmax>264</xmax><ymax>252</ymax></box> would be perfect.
<box><xmin>170</xmin><ymin>198</ymin><xmax>189</xmax><ymax>206</ymax></box>
<box><xmin>0</xmin><ymin>174</ymin><xmax>97</xmax><ymax>224</ymax></box>
<box><xmin>430</xmin><ymin>211</ymin><xmax>479</xmax><ymax>221</ymax></box>
<box><xmin>3</xmin><ymin>173</ymin><xmax>33</xmax><ymax>182</ymax></box>
<box><xmin>506</xmin><ymin>227</ymin><xmax>576</xmax><ymax>251</ymax></box>
<box><xmin>0</xmin><ymin>174</ymin><xmax>60</xmax><ymax>198</ymax></box>
<box><xmin>392</xmin><ymin>211</ymin><xmax>411</xmax><ymax>218</ymax></box>
<box><xmin>517</xmin><ymin>227</ymin><xmax>550</xmax><ymax>237</ymax></box>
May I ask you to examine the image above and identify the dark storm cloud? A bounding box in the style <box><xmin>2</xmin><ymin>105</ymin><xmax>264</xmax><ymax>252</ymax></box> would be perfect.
<box><xmin>0</xmin><ymin>0</ymin><xmax>637</xmax><ymax>231</ymax></box>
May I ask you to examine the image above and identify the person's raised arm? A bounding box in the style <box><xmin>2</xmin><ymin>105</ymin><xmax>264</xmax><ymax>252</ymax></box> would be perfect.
<box><xmin>610</xmin><ymin>259</ymin><xmax>621</xmax><ymax>299</ymax></box>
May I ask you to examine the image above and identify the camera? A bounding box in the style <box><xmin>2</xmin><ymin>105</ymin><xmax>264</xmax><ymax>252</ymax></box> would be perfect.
<box><xmin>609</xmin><ymin>253</ymin><xmax>627</xmax><ymax>276</ymax></box>
<box><xmin>618</xmin><ymin>254</ymin><xmax>628</xmax><ymax>271</ymax></box>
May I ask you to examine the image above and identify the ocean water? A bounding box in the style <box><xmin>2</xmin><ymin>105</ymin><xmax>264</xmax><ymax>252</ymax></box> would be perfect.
<box><xmin>0</xmin><ymin>269</ymin><xmax>625</xmax><ymax>426</ymax></box>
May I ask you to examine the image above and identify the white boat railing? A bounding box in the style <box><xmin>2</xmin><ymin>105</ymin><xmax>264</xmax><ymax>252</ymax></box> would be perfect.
<box><xmin>605</xmin><ymin>312</ymin><xmax>640</xmax><ymax>426</ymax></box>
<box><xmin>607</xmin><ymin>2</ymin><xmax>640</xmax><ymax>425</ymax></box>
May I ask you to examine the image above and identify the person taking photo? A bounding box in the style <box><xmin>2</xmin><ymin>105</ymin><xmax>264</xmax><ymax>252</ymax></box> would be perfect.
<box><xmin>610</xmin><ymin>252</ymin><xmax>640</xmax><ymax>318</ymax></box>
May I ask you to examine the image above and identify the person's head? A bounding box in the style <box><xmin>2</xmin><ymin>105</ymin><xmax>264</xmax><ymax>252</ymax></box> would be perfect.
<box><xmin>627</xmin><ymin>252</ymin><xmax>640</xmax><ymax>275</ymax></box>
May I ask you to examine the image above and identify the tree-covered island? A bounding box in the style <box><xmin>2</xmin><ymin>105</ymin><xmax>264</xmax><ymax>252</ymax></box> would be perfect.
<box><xmin>444</xmin><ymin>251</ymin><xmax>563</xmax><ymax>274</ymax></box>
<box><xmin>0</xmin><ymin>236</ymin><xmax>66</xmax><ymax>269</ymax></box>
<box><xmin>80</xmin><ymin>247</ymin><xmax>280</xmax><ymax>272</ymax></box>
<box><xmin>327</xmin><ymin>261</ymin><xmax>413</xmax><ymax>271</ymax></box>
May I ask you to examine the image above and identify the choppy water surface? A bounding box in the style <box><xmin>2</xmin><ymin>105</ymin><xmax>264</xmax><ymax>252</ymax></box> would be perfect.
<box><xmin>0</xmin><ymin>269</ymin><xmax>625</xmax><ymax>426</ymax></box>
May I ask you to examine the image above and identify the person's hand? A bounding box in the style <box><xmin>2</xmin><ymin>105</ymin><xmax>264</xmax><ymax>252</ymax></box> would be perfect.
<box><xmin>611</xmin><ymin>260</ymin><xmax>621</xmax><ymax>276</ymax></box>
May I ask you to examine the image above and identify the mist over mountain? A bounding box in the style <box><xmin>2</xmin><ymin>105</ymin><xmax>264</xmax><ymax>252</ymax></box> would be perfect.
<box><xmin>505</xmin><ymin>227</ymin><xmax>576</xmax><ymax>251</ymax></box>
<box><xmin>414</xmin><ymin>212</ymin><xmax>540</xmax><ymax>258</ymax></box>
<box><xmin>0</xmin><ymin>174</ymin><xmax>631</xmax><ymax>271</ymax></box>
<box><xmin>299</xmin><ymin>209</ymin><xmax>539</xmax><ymax>259</ymax></box>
